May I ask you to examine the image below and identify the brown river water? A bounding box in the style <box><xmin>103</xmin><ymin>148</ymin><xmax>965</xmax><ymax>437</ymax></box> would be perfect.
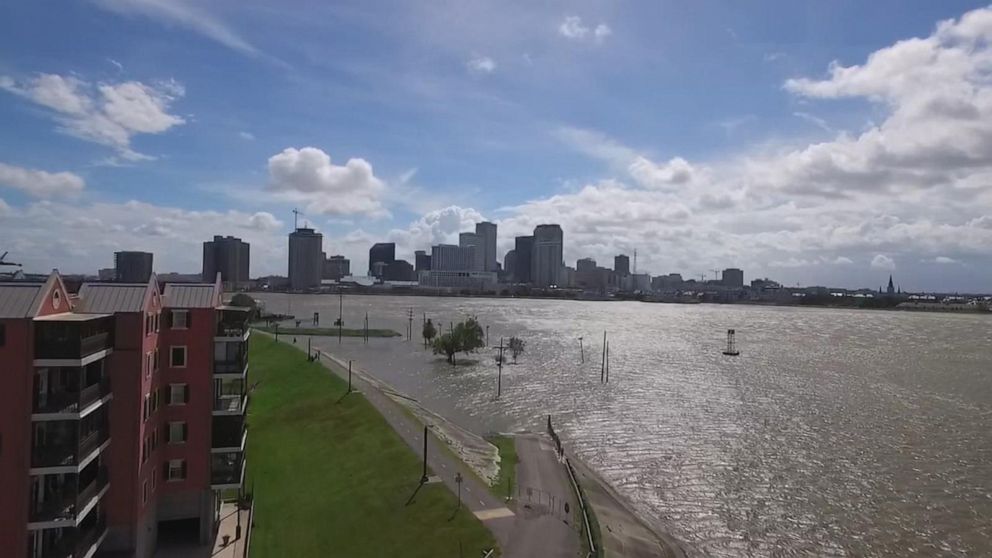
<box><xmin>253</xmin><ymin>293</ymin><xmax>992</xmax><ymax>557</ymax></box>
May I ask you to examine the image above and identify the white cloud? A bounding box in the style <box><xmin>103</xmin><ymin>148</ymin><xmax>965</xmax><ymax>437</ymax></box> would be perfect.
<box><xmin>0</xmin><ymin>162</ymin><xmax>85</xmax><ymax>198</ymax></box>
<box><xmin>90</xmin><ymin>0</ymin><xmax>258</xmax><ymax>56</ymax></box>
<box><xmin>247</xmin><ymin>212</ymin><xmax>283</xmax><ymax>231</ymax></box>
<box><xmin>933</xmin><ymin>256</ymin><xmax>960</xmax><ymax>264</ymax></box>
<box><xmin>0</xmin><ymin>198</ymin><xmax>10</xmax><ymax>216</ymax></box>
<box><xmin>628</xmin><ymin>156</ymin><xmax>694</xmax><ymax>188</ymax></box>
<box><xmin>1</xmin><ymin>73</ymin><xmax>185</xmax><ymax>160</ymax></box>
<box><xmin>870</xmin><ymin>254</ymin><xmax>896</xmax><ymax>271</ymax></box>
<box><xmin>239</xmin><ymin>131</ymin><xmax>255</xmax><ymax>140</ymax></box>
<box><xmin>558</xmin><ymin>16</ymin><xmax>611</xmax><ymax>43</ymax></box>
<box><xmin>467</xmin><ymin>56</ymin><xmax>496</xmax><ymax>75</ymax></box>
<box><xmin>764</xmin><ymin>52</ymin><xmax>786</xmax><ymax>63</ymax></box>
<box><xmin>266</xmin><ymin>147</ymin><xmax>388</xmax><ymax>218</ymax></box>
<box><xmin>792</xmin><ymin>111</ymin><xmax>833</xmax><ymax>133</ymax></box>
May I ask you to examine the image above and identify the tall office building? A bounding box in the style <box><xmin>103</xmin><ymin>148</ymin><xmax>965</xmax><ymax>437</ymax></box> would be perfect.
<box><xmin>0</xmin><ymin>271</ymin><xmax>250</xmax><ymax>558</ymax></box>
<box><xmin>414</xmin><ymin>250</ymin><xmax>432</xmax><ymax>272</ymax></box>
<box><xmin>288</xmin><ymin>227</ymin><xmax>323</xmax><ymax>290</ymax></box>
<box><xmin>514</xmin><ymin>236</ymin><xmax>534</xmax><ymax>284</ymax></box>
<box><xmin>115</xmin><ymin>251</ymin><xmax>153</xmax><ymax>283</ymax></box>
<box><xmin>576</xmin><ymin>258</ymin><xmax>597</xmax><ymax>273</ymax></box>
<box><xmin>202</xmin><ymin>236</ymin><xmax>250</xmax><ymax>288</ymax></box>
<box><xmin>503</xmin><ymin>250</ymin><xmax>517</xmax><ymax>280</ymax></box>
<box><xmin>532</xmin><ymin>225</ymin><xmax>564</xmax><ymax>288</ymax></box>
<box><xmin>722</xmin><ymin>268</ymin><xmax>744</xmax><ymax>288</ymax></box>
<box><xmin>323</xmin><ymin>255</ymin><xmax>350</xmax><ymax>280</ymax></box>
<box><xmin>475</xmin><ymin>222</ymin><xmax>498</xmax><ymax>272</ymax></box>
<box><xmin>368</xmin><ymin>243</ymin><xmax>396</xmax><ymax>277</ymax></box>
<box><xmin>458</xmin><ymin>232</ymin><xmax>484</xmax><ymax>271</ymax></box>
<box><xmin>431</xmin><ymin>244</ymin><xmax>475</xmax><ymax>271</ymax></box>
<box><xmin>614</xmin><ymin>254</ymin><xmax>631</xmax><ymax>277</ymax></box>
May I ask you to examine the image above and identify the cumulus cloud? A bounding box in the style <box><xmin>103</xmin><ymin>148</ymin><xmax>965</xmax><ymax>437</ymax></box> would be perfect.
<box><xmin>0</xmin><ymin>162</ymin><xmax>85</xmax><ymax>198</ymax></box>
<box><xmin>870</xmin><ymin>254</ymin><xmax>896</xmax><ymax>271</ymax></box>
<box><xmin>467</xmin><ymin>55</ymin><xmax>496</xmax><ymax>75</ymax></box>
<box><xmin>0</xmin><ymin>73</ymin><xmax>185</xmax><ymax>160</ymax></box>
<box><xmin>933</xmin><ymin>256</ymin><xmax>960</xmax><ymax>264</ymax></box>
<box><xmin>558</xmin><ymin>16</ymin><xmax>612</xmax><ymax>43</ymax></box>
<box><xmin>267</xmin><ymin>147</ymin><xmax>388</xmax><ymax>218</ymax></box>
<box><xmin>239</xmin><ymin>131</ymin><xmax>255</xmax><ymax>140</ymax></box>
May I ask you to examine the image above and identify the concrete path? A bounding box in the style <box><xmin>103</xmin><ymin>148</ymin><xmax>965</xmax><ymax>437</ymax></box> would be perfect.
<box><xmin>300</xmin><ymin>334</ymin><xmax>581</xmax><ymax>558</ymax></box>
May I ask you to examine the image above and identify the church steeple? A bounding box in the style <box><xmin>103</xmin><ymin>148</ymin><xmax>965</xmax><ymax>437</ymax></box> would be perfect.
<box><xmin>886</xmin><ymin>275</ymin><xmax>895</xmax><ymax>295</ymax></box>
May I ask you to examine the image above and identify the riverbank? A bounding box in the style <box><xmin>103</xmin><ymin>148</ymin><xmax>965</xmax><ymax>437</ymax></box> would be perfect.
<box><xmin>253</xmin><ymin>325</ymin><xmax>401</xmax><ymax>337</ymax></box>
<box><xmin>244</xmin><ymin>335</ymin><xmax>496</xmax><ymax>557</ymax></box>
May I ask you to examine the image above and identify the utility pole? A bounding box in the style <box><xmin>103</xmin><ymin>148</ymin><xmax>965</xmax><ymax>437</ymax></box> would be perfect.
<box><xmin>600</xmin><ymin>331</ymin><xmax>607</xmax><ymax>383</ymax></box>
<box><xmin>495</xmin><ymin>337</ymin><xmax>506</xmax><ymax>399</ymax></box>
<box><xmin>364</xmin><ymin>312</ymin><xmax>369</xmax><ymax>344</ymax></box>
<box><xmin>605</xmin><ymin>341</ymin><xmax>610</xmax><ymax>383</ymax></box>
<box><xmin>338</xmin><ymin>290</ymin><xmax>343</xmax><ymax>344</ymax></box>
<box><xmin>578</xmin><ymin>337</ymin><xmax>584</xmax><ymax>363</ymax></box>
<box><xmin>486</xmin><ymin>325</ymin><xmax>489</xmax><ymax>347</ymax></box>
<box><xmin>420</xmin><ymin>425</ymin><xmax>429</xmax><ymax>484</ymax></box>
<box><xmin>407</xmin><ymin>308</ymin><xmax>413</xmax><ymax>341</ymax></box>
<box><xmin>347</xmin><ymin>360</ymin><xmax>353</xmax><ymax>393</ymax></box>
<box><xmin>455</xmin><ymin>472</ymin><xmax>463</xmax><ymax>509</ymax></box>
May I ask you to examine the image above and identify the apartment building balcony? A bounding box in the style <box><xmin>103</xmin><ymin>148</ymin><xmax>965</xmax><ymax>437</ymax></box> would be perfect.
<box><xmin>31</xmin><ymin>415</ymin><xmax>110</xmax><ymax>473</ymax></box>
<box><xmin>213</xmin><ymin>377</ymin><xmax>247</xmax><ymax>416</ymax></box>
<box><xmin>33</xmin><ymin>365</ymin><xmax>111</xmax><ymax>419</ymax></box>
<box><xmin>211</xmin><ymin>414</ymin><xmax>246</xmax><ymax>452</ymax></box>
<box><xmin>29</xmin><ymin>465</ymin><xmax>109</xmax><ymax>527</ymax></box>
<box><xmin>216</xmin><ymin>306</ymin><xmax>251</xmax><ymax>340</ymax></box>
<box><xmin>29</xmin><ymin>513</ymin><xmax>107</xmax><ymax>558</ymax></box>
<box><xmin>211</xmin><ymin>452</ymin><xmax>246</xmax><ymax>490</ymax></box>
<box><xmin>33</xmin><ymin>315</ymin><xmax>114</xmax><ymax>366</ymax></box>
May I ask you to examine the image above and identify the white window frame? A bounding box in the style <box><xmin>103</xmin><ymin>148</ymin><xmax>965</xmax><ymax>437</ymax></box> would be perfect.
<box><xmin>172</xmin><ymin>309</ymin><xmax>189</xmax><ymax>330</ymax></box>
<box><xmin>169</xmin><ymin>383</ymin><xmax>187</xmax><ymax>406</ymax></box>
<box><xmin>167</xmin><ymin>459</ymin><xmax>185</xmax><ymax>482</ymax></box>
<box><xmin>170</xmin><ymin>346</ymin><xmax>187</xmax><ymax>368</ymax></box>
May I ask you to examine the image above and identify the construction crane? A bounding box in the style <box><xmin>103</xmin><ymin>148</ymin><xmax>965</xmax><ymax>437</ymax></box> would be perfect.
<box><xmin>292</xmin><ymin>208</ymin><xmax>304</xmax><ymax>230</ymax></box>
<box><xmin>0</xmin><ymin>251</ymin><xmax>22</xmax><ymax>267</ymax></box>
<box><xmin>710</xmin><ymin>269</ymin><xmax>721</xmax><ymax>282</ymax></box>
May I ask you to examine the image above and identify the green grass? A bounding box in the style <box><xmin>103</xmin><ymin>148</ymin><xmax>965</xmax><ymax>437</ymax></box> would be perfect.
<box><xmin>253</xmin><ymin>325</ymin><xmax>401</xmax><ymax>337</ymax></box>
<box><xmin>246</xmin><ymin>336</ymin><xmax>497</xmax><ymax>558</ymax></box>
<box><xmin>488</xmin><ymin>435</ymin><xmax>518</xmax><ymax>501</ymax></box>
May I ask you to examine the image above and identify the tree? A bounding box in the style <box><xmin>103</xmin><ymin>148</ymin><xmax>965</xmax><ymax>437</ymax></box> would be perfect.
<box><xmin>229</xmin><ymin>293</ymin><xmax>258</xmax><ymax>320</ymax></box>
<box><xmin>508</xmin><ymin>336</ymin><xmax>525</xmax><ymax>363</ymax></box>
<box><xmin>454</xmin><ymin>318</ymin><xmax>485</xmax><ymax>358</ymax></box>
<box><xmin>422</xmin><ymin>319</ymin><xmax>437</xmax><ymax>348</ymax></box>
<box><xmin>433</xmin><ymin>333</ymin><xmax>460</xmax><ymax>364</ymax></box>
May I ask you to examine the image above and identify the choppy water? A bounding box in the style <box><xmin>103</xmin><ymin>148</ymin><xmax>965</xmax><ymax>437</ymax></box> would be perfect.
<box><xmin>255</xmin><ymin>293</ymin><xmax>992</xmax><ymax>557</ymax></box>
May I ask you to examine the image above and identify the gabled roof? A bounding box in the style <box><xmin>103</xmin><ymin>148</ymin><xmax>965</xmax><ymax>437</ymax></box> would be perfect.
<box><xmin>163</xmin><ymin>284</ymin><xmax>220</xmax><ymax>308</ymax></box>
<box><xmin>0</xmin><ymin>282</ymin><xmax>45</xmax><ymax>318</ymax></box>
<box><xmin>76</xmin><ymin>283</ymin><xmax>150</xmax><ymax>313</ymax></box>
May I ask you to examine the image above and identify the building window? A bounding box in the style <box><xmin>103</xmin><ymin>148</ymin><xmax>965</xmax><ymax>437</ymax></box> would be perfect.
<box><xmin>151</xmin><ymin>468</ymin><xmax>157</xmax><ymax>490</ymax></box>
<box><xmin>168</xmin><ymin>422</ymin><xmax>187</xmax><ymax>444</ymax></box>
<box><xmin>143</xmin><ymin>394</ymin><xmax>151</xmax><ymax>421</ymax></box>
<box><xmin>169</xmin><ymin>384</ymin><xmax>188</xmax><ymax>405</ymax></box>
<box><xmin>146</xmin><ymin>352</ymin><xmax>153</xmax><ymax>379</ymax></box>
<box><xmin>172</xmin><ymin>309</ymin><xmax>189</xmax><ymax>329</ymax></box>
<box><xmin>142</xmin><ymin>480</ymin><xmax>148</xmax><ymax>504</ymax></box>
<box><xmin>0</xmin><ymin>324</ymin><xmax>5</xmax><ymax>347</ymax></box>
<box><xmin>154</xmin><ymin>312</ymin><xmax>160</xmax><ymax>332</ymax></box>
<box><xmin>170</xmin><ymin>346</ymin><xmax>187</xmax><ymax>368</ymax></box>
<box><xmin>151</xmin><ymin>388</ymin><xmax>159</xmax><ymax>412</ymax></box>
<box><xmin>154</xmin><ymin>348</ymin><xmax>159</xmax><ymax>373</ymax></box>
<box><xmin>167</xmin><ymin>459</ymin><xmax>187</xmax><ymax>482</ymax></box>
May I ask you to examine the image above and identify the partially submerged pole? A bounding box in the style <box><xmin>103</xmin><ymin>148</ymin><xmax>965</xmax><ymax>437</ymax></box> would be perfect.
<box><xmin>600</xmin><ymin>331</ymin><xmax>607</xmax><ymax>383</ymax></box>
<box><xmin>605</xmin><ymin>340</ymin><xmax>609</xmax><ymax>383</ymax></box>
<box><xmin>579</xmin><ymin>336</ymin><xmax>584</xmax><ymax>363</ymax></box>
<box><xmin>347</xmin><ymin>360</ymin><xmax>353</xmax><ymax>393</ymax></box>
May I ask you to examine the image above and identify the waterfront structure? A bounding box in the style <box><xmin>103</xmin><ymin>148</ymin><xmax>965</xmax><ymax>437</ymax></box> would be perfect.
<box><xmin>532</xmin><ymin>225</ymin><xmax>564</xmax><ymax>288</ymax></box>
<box><xmin>576</xmin><ymin>258</ymin><xmax>597</xmax><ymax>273</ymax></box>
<box><xmin>458</xmin><ymin>233</ymin><xmax>484</xmax><ymax>271</ymax></box>
<box><xmin>417</xmin><ymin>270</ymin><xmax>497</xmax><ymax>290</ymax></box>
<box><xmin>115</xmin><ymin>252</ymin><xmax>153</xmax><ymax>283</ymax></box>
<box><xmin>202</xmin><ymin>236</ymin><xmax>250</xmax><ymax>289</ymax></box>
<box><xmin>0</xmin><ymin>271</ymin><xmax>249</xmax><ymax>558</ymax></box>
<box><xmin>431</xmin><ymin>244</ymin><xmax>474</xmax><ymax>271</ymax></box>
<box><xmin>414</xmin><ymin>250</ymin><xmax>431</xmax><ymax>272</ymax></box>
<box><xmin>288</xmin><ymin>228</ymin><xmax>323</xmax><ymax>290</ymax></box>
<box><xmin>514</xmin><ymin>236</ymin><xmax>534</xmax><ymax>284</ymax></box>
<box><xmin>722</xmin><ymin>268</ymin><xmax>744</xmax><ymax>289</ymax></box>
<box><xmin>323</xmin><ymin>255</ymin><xmax>350</xmax><ymax>281</ymax></box>
<box><xmin>652</xmin><ymin>273</ymin><xmax>684</xmax><ymax>291</ymax></box>
<box><xmin>368</xmin><ymin>243</ymin><xmax>396</xmax><ymax>277</ymax></box>
<box><xmin>614</xmin><ymin>254</ymin><xmax>630</xmax><ymax>277</ymax></box>
<box><xmin>475</xmin><ymin>222</ymin><xmax>498</xmax><ymax>272</ymax></box>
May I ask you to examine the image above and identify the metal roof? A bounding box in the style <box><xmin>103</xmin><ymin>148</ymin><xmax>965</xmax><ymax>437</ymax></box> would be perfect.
<box><xmin>0</xmin><ymin>282</ymin><xmax>45</xmax><ymax>318</ymax></box>
<box><xmin>76</xmin><ymin>283</ymin><xmax>150</xmax><ymax>313</ymax></box>
<box><xmin>164</xmin><ymin>284</ymin><xmax>219</xmax><ymax>308</ymax></box>
<box><xmin>34</xmin><ymin>312</ymin><xmax>113</xmax><ymax>322</ymax></box>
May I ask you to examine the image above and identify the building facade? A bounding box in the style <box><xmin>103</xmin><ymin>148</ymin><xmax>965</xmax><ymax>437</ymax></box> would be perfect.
<box><xmin>532</xmin><ymin>225</ymin><xmax>563</xmax><ymax>288</ymax></box>
<box><xmin>513</xmin><ymin>236</ymin><xmax>534</xmax><ymax>284</ymax></box>
<box><xmin>115</xmin><ymin>252</ymin><xmax>153</xmax><ymax>283</ymax></box>
<box><xmin>202</xmin><ymin>236</ymin><xmax>250</xmax><ymax>289</ymax></box>
<box><xmin>614</xmin><ymin>254</ymin><xmax>630</xmax><ymax>277</ymax></box>
<box><xmin>475</xmin><ymin>222</ymin><xmax>497</xmax><ymax>272</ymax></box>
<box><xmin>417</xmin><ymin>270</ymin><xmax>497</xmax><ymax>290</ymax></box>
<box><xmin>0</xmin><ymin>272</ymin><xmax>249</xmax><ymax>558</ymax></box>
<box><xmin>431</xmin><ymin>244</ymin><xmax>474</xmax><ymax>271</ymax></box>
<box><xmin>384</xmin><ymin>260</ymin><xmax>415</xmax><ymax>282</ymax></box>
<box><xmin>288</xmin><ymin>228</ymin><xmax>323</xmax><ymax>290</ymax></box>
<box><xmin>458</xmin><ymin>232</ymin><xmax>483</xmax><ymax>272</ymax></box>
<box><xmin>722</xmin><ymin>268</ymin><xmax>744</xmax><ymax>288</ymax></box>
<box><xmin>368</xmin><ymin>243</ymin><xmax>396</xmax><ymax>277</ymax></box>
<box><xmin>414</xmin><ymin>250</ymin><xmax>431</xmax><ymax>273</ymax></box>
<box><xmin>576</xmin><ymin>258</ymin><xmax>597</xmax><ymax>273</ymax></box>
<box><xmin>323</xmin><ymin>255</ymin><xmax>350</xmax><ymax>281</ymax></box>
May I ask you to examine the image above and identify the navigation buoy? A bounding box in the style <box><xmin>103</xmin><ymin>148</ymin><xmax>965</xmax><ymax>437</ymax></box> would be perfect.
<box><xmin>723</xmin><ymin>329</ymin><xmax>740</xmax><ymax>356</ymax></box>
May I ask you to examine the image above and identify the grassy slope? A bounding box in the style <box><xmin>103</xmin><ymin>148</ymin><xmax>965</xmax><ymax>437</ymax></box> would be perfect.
<box><xmin>488</xmin><ymin>435</ymin><xmax>518</xmax><ymax>501</ymax></box>
<box><xmin>246</xmin><ymin>336</ymin><xmax>497</xmax><ymax>558</ymax></box>
<box><xmin>253</xmin><ymin>325</ymin><xmax>401</xmax><ymax>337</ymax></box>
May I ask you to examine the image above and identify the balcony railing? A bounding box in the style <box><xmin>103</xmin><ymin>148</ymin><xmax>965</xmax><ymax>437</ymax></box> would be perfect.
<box><xmin>214</xmin><ymin>357</ymin><xmax>247</xmax><ymax>375</ymax></box>
<box><xmin>212</xmin><ymin>414</ymin><xmax>246</xmax><ymax>449</ymax></box>
<box><xmin>217</xmin><ymin>321</ymin><xmax>249</xmax><ymax>338</ymax></box>
<box><xmin>29</xmin><ymin>467</ymin><xmax>108</xmax><ymax>523</ymax></box>
<box><xmin>34</xmin><ymin>377</ymin><xmax>111</xmax><ymax>415</ymax></box>
<box><xmin>35</xmin><ymin>321</ymin><xmax>114</xmax><ymax>361</ymax></box>
<box><xmin>213</xmin><ymin>393</ymin><xmax>246</xmax><ymax>413</ymax></box>
<box><xmin>34</xmin><ymin>515</ymin><xmax>107</xmax><ymax>558</ymax></box>
<box><xmin>32</xmin><ymin>428</ymin><xmax>108</xmax><ymax>469</ymax></box>
<box><xmin>211</xmin><ymin>453</ymin><xmax>245</xmax><ymax>487</ymax></box>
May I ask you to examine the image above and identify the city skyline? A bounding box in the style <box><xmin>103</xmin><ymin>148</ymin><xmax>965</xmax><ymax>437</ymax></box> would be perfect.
<box><xmin>4</xmin><ymin>3</ymin><xmax>992</xmax><ymax>291</ymax></box>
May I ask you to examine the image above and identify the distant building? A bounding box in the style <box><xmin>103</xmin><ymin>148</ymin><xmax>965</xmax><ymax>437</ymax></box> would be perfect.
<box><xmin>202</xmin><ymin>235</ymin><xmax>250</xmax><ymax>288</ymax></box>
<box><xmin>98</xmin><ymin>267</ymin><xmax>115</xmax><ymax>280</ymax></box>
<box><xmin>576</xmin><ymin>258</ymin><xmax>597</xmax><ymax>273</ymax></box>
<box><xmin>418</xmin><ymin>270</ymin><xmax>498</xmax><ymax>290</ymax></box>
<box><xmin>614</xmin><ymin>254</ymin><xmax>630</xmax><ymax>277</ymax></box>
<box><xmin>722</xmin><ymin>268</ymin><xmax>744</xmax><ymax>288</ymax></box>
<box><xmin>503</xmin><ymin>249</ymin><xmax>517</xmax><ymax>281</ymax></box>
<box><xmin>887</xmin><ymin>275</ymin><xmax>895</xmax><ymax>296</ymax></box>
<box><xmin>476</xmin><ymin>221</ymin><xmax>498</xmax><ymax>272</ymax></box>
<box><xmin>114</xmin><ymin>250</ymin><xmax>153</xmax><ymax>282</ymax></box>
<box><xmin>414</xmin><ymin>250</ymin><xmax>432</xmax><ymax>272</ymax></box>
<box><xmin>459</xmin><ymin>232</ymin><xmax>484</xmax><ymax>271</ymax></box>
<box><xmin>532</xmin><ymin>224</ymin><xmax>563</xmax><ymax>287</ymax></box>
<box><xmin>514</xmin><ymin>236</ymin><xmax>534</xmax><ymax>284</ymax></box>
<box><xmin>369</xmin><ymin>243</ymin><xmax>396</xmax><ymax>277</ymax></box>
<box><xmin>384</xmin><ymin>259</ymin><xmax>415</xmax><ymax>281</ymax></box>
<box><xmin>323</xmin><ymin>255</ymin><xmax>350</xmax><ymax>280</ymax></box>
<box><xmin>431</xmin><ymin>244</ymin><xmax>475</xmax><ymax>271</ymax></box>
<box><xmin>288</xmin><ymin>227</ymin><xmax>323</xmax><ymax>290</ymax></box>
<box><xmin>575</xmin><ymin>266</ymin><xmax>612</xmax><ymax>292</ymax></box>
<box><xmin>652</xmin><ymin>273</ymin><xmax>684</xmax><ymax>291</ymax></box>
<box><xmin>630</xmin><ymin>273</ymin><xmax>652</xmax><ymax>292</ymax></box>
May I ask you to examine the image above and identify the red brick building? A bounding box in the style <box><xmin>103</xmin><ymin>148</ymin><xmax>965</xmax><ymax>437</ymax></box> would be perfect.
<box><xmin>0</xmin><ymin>272</ymin><xmax>249</xmax><ymax>558</ymax></box>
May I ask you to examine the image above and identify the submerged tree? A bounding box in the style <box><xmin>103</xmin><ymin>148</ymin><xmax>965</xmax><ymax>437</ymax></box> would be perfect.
<box><xmin>433</xmin><ymin>332</ymin><xmax>460</xmax><ymax>364</ymax></box>
<box><xmin>432</xmin><ymin>318</ymin><xmax>485</xmax><ymax>365</ymax></box>
<box><xmin>507</xmin><ymin>336</ymin><xmax>525</xmax><ymax>363</ymax></box>
<box><xmin>422</xmin><ymin>318</ymin><xmax>437</xmax><ymax>348</ymax></box>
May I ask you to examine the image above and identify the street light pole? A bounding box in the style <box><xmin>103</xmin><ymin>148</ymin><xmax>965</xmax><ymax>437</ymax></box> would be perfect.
<box><xmin>420</xmin><ymin>425</ymin><xmax>429</xmax><ymax>484</ymax></box>
<box><xmin>578</xmin><ymin>336</ymin><xmax>584</xmax><ymax>363</ymax></box>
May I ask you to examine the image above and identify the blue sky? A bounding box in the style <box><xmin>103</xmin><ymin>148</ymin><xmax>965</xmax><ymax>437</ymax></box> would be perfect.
<box><xmin>3</xmin><ymin>1</ymin><xmax>992</xmax><ymax>291</ymax></box>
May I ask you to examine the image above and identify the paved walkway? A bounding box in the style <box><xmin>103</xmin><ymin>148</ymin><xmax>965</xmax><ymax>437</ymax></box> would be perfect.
<box><xmin>303</xmin><ymin>335</ymin><xmax>581</xmax><ymax>558</ymax></box>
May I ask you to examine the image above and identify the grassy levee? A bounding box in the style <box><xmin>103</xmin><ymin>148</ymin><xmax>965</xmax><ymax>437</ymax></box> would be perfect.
<box><xmin>253</xmin><ymin>325</ymin><xmax>401</xmax><ymax>337</ymax></box>
<box><xmin>488</xmin><ymin>435</ymin><xmax>518</xmax><ymax>501</ymax></box>
<box><xmin>246</xmin><ymin>335</ymin><xmax>497</xmax><ymax>557</ymax></box>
